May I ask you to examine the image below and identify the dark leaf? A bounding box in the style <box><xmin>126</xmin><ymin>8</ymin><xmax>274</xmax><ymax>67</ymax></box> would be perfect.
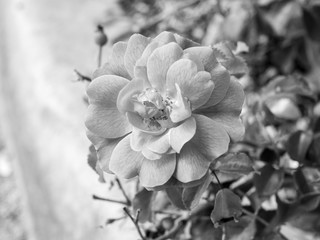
<box><xmin>302</xmin><ymin>5</ymin><xmax>320</xmax><ymax>42</ymax></box>
<box><xmin>210</xmin><ymin>189</ymin><xmax>242</xmax><ymax>227</ymax></box>
<box><xmin>225</xmin><ymin>216</ymin><xmax>256</xmax><ymax>240</ymax></box>
<box><xmin>286</xmin><ymin>130</ymin><xmax>313</xmax><ymax>162</ymax></box>
<box><xmin>299</xmin><ymin>192</ymin><xmax>320</xmax><ymax>211</ymax></box>
<box><xmin>294</xmin><ymin>167</ymin><xmax>313</xmax><ymax>194</ymax></box>
<box><xmin>254</xmin><ymin>164</ymin><xmax>284</xmax><ymax>198</ymax></box>
<box><xmin>211</xmin><ymin>152</ymin><xmax>255</xmax><ymax>176</ymax></box>
<box><xmin>306</xmin><ymin>133</ymin><xmax>320</xmax><ymax>165</ymax></box>
<box><xmin>132</xmin><ymin>188</ymin><xmax>154</xmax><ymax>223</ymax></box>
<box><xmin>265</xmin><ymin>97</ymin><xmax>301</xmax><ymax>121</ymax></box>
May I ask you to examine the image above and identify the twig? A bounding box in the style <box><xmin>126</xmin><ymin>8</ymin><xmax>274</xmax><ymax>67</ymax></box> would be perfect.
<box><xmin>115</xmin><ymin>177</ymin><xmax>132</xmax><ymax>206</ymax></box>
<box><xmin>211</xmin><ymin>170</ymin><xmax>222</xmax><ymax>189</ymax></box>
<box><xmin>74</xmin><ymin>69</ymin><xmax>92</xmax><ymax>82</ymax></box>
<box><xmin>92</xmin><ymin>194</ymin><xmax>128</xmax><ymax>205</ymax></box>
<box><xmin>98</xmin><ymin>46</ymin><xmax>102</xmax><ymax>67</ymax></box>
<box><xmin>154</xmin><ymin>210</ymin><xmax>183</xmax><ymax>217</ymax></box>
<box><xmin>123</xmin><ymin>207</ymin><xmax>146</xmax><ymax>240</ymax></box>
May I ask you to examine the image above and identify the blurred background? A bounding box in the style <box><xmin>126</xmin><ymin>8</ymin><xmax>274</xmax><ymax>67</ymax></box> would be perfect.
<box><xmin>1</xmin><ymin>0</ymin><xmax>320</xmax><ymax>239</ymax></box>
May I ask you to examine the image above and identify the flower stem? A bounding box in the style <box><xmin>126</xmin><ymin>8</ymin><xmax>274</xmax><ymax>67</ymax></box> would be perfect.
<box><xmin>123</xmin><ymin>207</ymin><xmax>146</xmax><ymax>240</ymax></box>
<box><xmin>92</xmin><ymin>194</ymin><xmax>127</xmax><ymax>205</ymax></box>
<box><xmin>115</xmin><ymin>177</ymin><xmax>132</xmax><ymax>206</ymax></box>
<box><xmin>98</xmin><ymin>45</ymin><xmax>102</xmax><ymax>67</ymax></box>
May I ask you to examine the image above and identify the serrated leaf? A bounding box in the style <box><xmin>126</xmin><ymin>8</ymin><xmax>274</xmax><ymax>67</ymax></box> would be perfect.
<box><xmin>211</xmin><ymin>152</ymin><xmax>255</xmax><ymax>176</ymax></box>
<box><xmin>286</xmin><ymin>131</ymin><xmax>313</xmax><ymax>162</ymax></box>
<box><xmin>210</xmin><ymin>189</ymin><xmax>242</xmax><ymax>227</ymax></box>
<box><xmin>254</xmin><ymin>164</ymin><xmax>284</xmax><ymax>198</ymax></box>
<box><xmin>132</xmin><ymin>188</ymin><xmax>154</xmax><ymax>223</ymax></box>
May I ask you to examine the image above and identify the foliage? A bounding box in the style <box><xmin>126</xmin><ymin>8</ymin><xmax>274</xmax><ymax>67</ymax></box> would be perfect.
<box><xmin>81</xmin><ymin>0</ymin><xmax>320</xmax><ymax>239</ymax></box>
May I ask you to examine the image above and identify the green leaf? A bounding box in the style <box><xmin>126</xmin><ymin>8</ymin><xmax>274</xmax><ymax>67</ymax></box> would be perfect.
<box><xmin>286</xmin><ymin>131</ymin><xmax>313</xmax><ymax>162</ymax></box>
<box><xmin>211</xmin><ymin>152</ymin><xmax>255</xmax><ymax>176</ymax></box>
<box><xmin>132</xmin><ymin>188</ymin><xmax>154</xmax><ymax>223</ymax></box>
<box><xmin>294</xmin><ymin>168</ymin><xmax>313</xmax><ymax>194</ymax></box>
<box><xmin>254</xmin><ymin>164</ymin><xmax>284</xmax><ymax>198</ymax></box>
<box><xmin>225</xmin><ymin>216</ymin><xmax>256</xmax><ymax>240</ymax></box>
<box><xmin>306</xmin><ymin>133</ymin><xmax>320</xmax><ymax>165</ymax></box>
<box><xmin>210</xmin><ymin>189</ymin><xmax>242</xmax><ymax>227</ymax></box>
<box><xmin>265</xmin><ymin>97</ymin><xmax>301</xmax><ymax>121</ymax></box>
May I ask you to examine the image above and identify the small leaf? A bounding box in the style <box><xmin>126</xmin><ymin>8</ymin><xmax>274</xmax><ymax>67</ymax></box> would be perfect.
<box><xmin>294</xmin><ymin>168</ymin><xmax>313</xmax><ymax>194</ymax></box>
<box><xmin>286</xmin><ymin>131</ymin><xmax>313</xmax><ymax>162</ymax></box>
<box><xmin>265</xmin><ymin>97</ymin><xmax>301</xmax><ymax>120</ymax></box>
<box><xmin>299</xmin><ymin>192</ymin><xmax>320</xmax><ymax>211</ymax></box>
<box><xmin>211</xmin><ymin>152</ymin><xmax>255</xmax><ymax>176</ymax></box>
<box><xmin>306</xmin><ymin>133</ymin><xmax>320</xmax><ymax>165</ymax></box>
<box><xmin>87</xmin><ymin>145</ymin><xmax>105</xmax><ymax>183</ymax></box>
<box><xmin>254</xmin><ymin>164</ymin><xmax>284</xmax><ymax>198</ymax></box>
<box><xmin>210</xmin><ymin>189</ymin><xmax>242</xmax><ymax>227</ymax></box>
<box><xmin>132</xmin><ymin>188</ymin><xmax>154</xmax><ymax>223</ymax></box>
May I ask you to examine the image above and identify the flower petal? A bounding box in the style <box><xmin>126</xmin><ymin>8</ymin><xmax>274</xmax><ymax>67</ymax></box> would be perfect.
<box><xmin>198</xmin><ymin>78</ymin><xmax>245</xmax><ymax>141</ymax></box>
<box><xmin>124</xmin><ymin>34</ymin><xmax>150</xmax><ymax>77</ymax></box>
<box><xmin>174</xmin><ymin>33</ymin><xmax>199</xmax><ymax>49</ymax></box>
<box><xmin>175</xmin><ymin>142</ymin><xmax>210</xmax><ymax>183</ymax></box>
<box><xmin>147</xmin><ymin>42</ymin><xmax>183</xmax><ymax>93</ymax></box>
<box><xmin>170</xmin><ymin>84</ymin><xmax>192</xmax><ymax>123</ymax></box>
<box><xmin>109</xmin><ymin>135</ymin><xmax>144</xmax><ymax>179</ymax></box>
<box><xmin>86</xmin><ymin>130</ymin><xmax>122</xmax><ymax>173</ymax></box>
<box><xmin>146</xmin><ymin>131</ymin><xmax>172</xmax><ymax>154</ymax></box>
<box><xmin>87</xmin><ymin>75</ymin><xmax>129</xmax><ymax>107</ymax></box>
<box><xmin>85</xmin><ymin>105</ymin><xmax>132</xmax><ymax>138</ymax></box>
<box><xmin>92</xmin><ymin>42</ymin><xmax>131</xmax><ymax>79</ymax></box>
<box><xmin>184</xmin><ymin>47</ymin><xmax>231</xmax><ymax>107</ymax></box>
<box><xmin>139</xmin><ymin>154</ymin><xmax>176</xmax><ymax>188</ymax></box>
<box><xmin>141</xmin><ymin>148</ymin><xmax>162</xmax><ymax>160</ymax></box>
<box><xmin>130</xmin><ymin>128</ymin><xmax>151</xmax><ymax>151</ymax></box>
<box><xmin>117</xmin><ymin>77</ymin><xmax>151</xmax><ymax>113</ymax></box>
<box><xmin>166</xmin><ymin>59</ymin><xmax>214</xmax><ymax>110</ymax></box>
<box><xmin>191</xmin><ymin>114</ymin><xmax>230</xmax><ymax>160</ymax></box>
<box><xmin>169</xmin><ymin>117</ymin><xmax>196</xmax><ymax>153</ymax></box>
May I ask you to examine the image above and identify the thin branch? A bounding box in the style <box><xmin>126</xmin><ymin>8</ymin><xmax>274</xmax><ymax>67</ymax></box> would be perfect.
<box><xmin>211</xmin><ymin>170</ymin><xmax>222</xmax><ymax>189</ymax></box>
<box><xmin>123</xmin><ymin>207</ymin><xmax>146</xmax><ymax>240</ymax></box>
<box><xmin>115</xmin><ymin>177</ymin><xmax>132</xmax><ymax>206</ymax></box>
<box><xmin>92</xmin><ymin>194</ymin><xmax>127</xmax><ymax>205</ymax></box>
<box><xmin>74</xmin><ymin>69</ymin><xmax>91</xmax><ymax>82</ymax></box>
<box><xmin>98</xmin><ymin>46</ymin><xmax>103</xmax><ymax>68</ymax></box>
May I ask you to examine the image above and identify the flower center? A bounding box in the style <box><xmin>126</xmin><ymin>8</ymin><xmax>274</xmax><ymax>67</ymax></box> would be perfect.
<box><xmin>133</xmin><ymin>88</ymin><xmax>174</xmax><ymax>131</ymax></box>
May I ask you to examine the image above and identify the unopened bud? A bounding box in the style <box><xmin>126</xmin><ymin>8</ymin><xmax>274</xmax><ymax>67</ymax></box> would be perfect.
<box><xmin>95</xmin><ymin>25</ymin><xmax>108</xmax><ymax>47</ymax></box>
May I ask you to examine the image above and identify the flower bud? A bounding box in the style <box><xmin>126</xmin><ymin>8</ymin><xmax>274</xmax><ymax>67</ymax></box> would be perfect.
<box><xmin>95</xmin><ymin>25</ymin><xmax>108</xmax><ymax>47</ymax></box>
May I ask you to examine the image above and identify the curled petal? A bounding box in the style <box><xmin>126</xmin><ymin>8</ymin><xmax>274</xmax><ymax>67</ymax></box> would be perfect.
<box><xmin>141</xmin><ymin>148</ymin><xmax>162</xmax><ymax>160</ymax></box>
<box><xmin>146</xmin><ymin>131</ymin><xmax>172</xmax><ymax>154</ymax></box>
<box><xmin>169</xmin><ymin>117</ymin><xmax>196</xmax><ymax>153</ymax></box>
<box><xmin>170</xmin><ymin>84</ymin><xmax>192</xmax><ymax>123</ymax></box>
<box><xmin>85</xmin><ymin>105</ymin><xmax>132</xmax><ymax>138</ymax></box>
<box><xmin>93</xmin><ymin>42</ymin><xmax>130</xmax><ymax>79</ymax></box>
<box><xmin>191</xmin><ymin>114</ymin><xmax>230</xmax><ymax>159</ymax></box>
<box><xmin>139</xmin><ymin>154</ymin><xmax>176</xmax><ymax>188</ymax></box>
<box><xmin>87</xmin><ymin>130</ymin><xmax>122</xmax><ymax>173</ymax></box>
<box><xmin>175</xmin><ymin>142</ymin><xmax>210</xmax><ymax>183</ymax></box>
<box><xmin>87</xmin><ymin>75</ymin><xmax>129</xmax><ymax>107</ymax></box>
<box><xmin>166</xmin><ymin>59</ymin><xmax>214</xmax><ymax>110</ymax></box>
<box><xmin>174</xmin><ymin>33</ymin><xmax>199</xmax><ymax>49</ymax></box>
<box><xmin>184</xmin><ymin>46</ymin><xmax>218</xmax><ymax>72</ymax></box>
<box><xmin>124</xmin><ymin>34</ymin><xmax>150</xmax><ymax>77</ymax></box>
<box><xmin>117</xmin><ymin>77</ymin><xmax>151</xmax><ymax>113</ymax></box>
<box><xmin>147</xmin><ymin>42</ymin><xmax>183</xmax><ymax>93</ymax></box>
<box><xmin>109</xmin><ymin>135</ymin><xmax>144</xmax><ymax>179</ymax></box>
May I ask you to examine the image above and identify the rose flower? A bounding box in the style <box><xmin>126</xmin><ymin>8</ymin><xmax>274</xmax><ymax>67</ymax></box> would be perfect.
<box><xmin>85</xmin><ymin>31</ymin><xmax>245</xmax><ymax>194</ymax></box>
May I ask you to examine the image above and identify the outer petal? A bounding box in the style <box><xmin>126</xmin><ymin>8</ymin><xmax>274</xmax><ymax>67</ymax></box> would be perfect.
<box><xmin>109</xmin><ymin>135</ymin><xmax>144</xmax><ymax>179</ymax></box>
<box><xmin>86</xmin><ymin>130</ymin><xmax>122</xmax><ymax>173</ymax></box>
<box><xmin>175</xmin><ymin>142</ymin><xmax>210</xmax><ymax>183</ymax></box>
<box><xmin>166</xmin><ymin>59</ymin><xmax>214</xmax><ymax>110</ymax></box>
<box><xmin>87</xmin><ymin>75</ymin><xmax>129</xmax><ymax>107</ymax></box>
<box><xmin>130</xmin><ymin>128</ymin><xmax>152</xmax><ymax>151</ymax></box>
<box><xmin>184</xmin><ymin>47</ymin><xmax>230</xmax><ymax>108</ymax></box>
<box><xmin>124</xmin><ymin>34</ymin><xmax>150</xmax><ymax>77</ymax></box>
<box><xmin>92</xmin><ymin>42</ymin><xmax>131</xmax><ymax>79</ymax></box>
<box><xmin>146</xmin><ymin>131</ymin><xmax>172</xmax><ymax>154</ymax></box>
<box><xmin>139</xmin><ymin>154</ymin><xmax>176</xmax><ymax>188</ymax></box>
<box><xmin>147</xmin><ymin>42</ymin><xmax>183</xmax><ymax>93</ymax></box>
<box><xmin>85</xmin><ymin>105</ymin><xmax>132</xmax><ymax>138</ymax></box>
<box><xmin>191</xmin><ymin>114</ymin><xmax>230</xmax><ymax>160</ymax></box>
<box><xmin>174</xmin><ymin>33</ymin><xmax>199</xmax><ymax>49</ymax></box>
<box><xmin>169</xmin><ymin>117</ymin><xmax>196</xmax><ymax>153</ymax></box>
<box><xmin>169</xmin><ymin>84</ymin><xmax>192</xmax><ymax>123</ymax></box>
<box><xmin>198</xmin><ymin>78</ymin><xmax>245</xmax><ymax>141</ymax></box>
